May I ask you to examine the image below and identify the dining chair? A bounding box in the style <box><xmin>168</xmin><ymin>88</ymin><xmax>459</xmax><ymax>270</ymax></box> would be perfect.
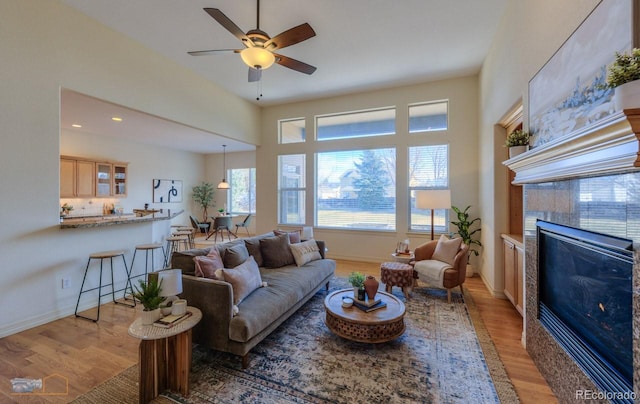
<box><xmin>235</xmin><ymin>214</ymin><xmax>253</xmax><ymax>236</ymax></box>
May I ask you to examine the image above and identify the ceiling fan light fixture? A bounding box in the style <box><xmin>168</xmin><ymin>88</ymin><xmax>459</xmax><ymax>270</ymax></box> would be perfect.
<box><xmin>240</xmin><ymin>47</ymin><xmax>275</xmax><ymax>69</ymax></box>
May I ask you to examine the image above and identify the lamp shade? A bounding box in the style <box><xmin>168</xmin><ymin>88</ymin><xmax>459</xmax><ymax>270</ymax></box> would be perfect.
<box><xmin>240</xmin><ymin>47</ymin><xmax>276</xmax><ymax>69</ymax></box>
<box><xmin>217</xmin><ymin>179</ymin><xmax>230</xmax><ymax>189</ymax></box>
<box><xmin>416</xmin><ymin>190</ymin><xmax>451</xmax><ymax>210</ymax></box>
<box><xmin>301</xmin><ymin>226</ymin><xmax>314</xmax><ymax>240</ymax></box>
<box><xmin>158</xmin><ymin>269</ymin><xmax>183</xmax><ymax>297</ymax></box>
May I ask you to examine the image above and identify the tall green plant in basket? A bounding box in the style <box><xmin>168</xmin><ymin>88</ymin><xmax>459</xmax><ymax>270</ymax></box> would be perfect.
<box><xmin>451</xmin><ymin>205</ymin><xmax>482</xmax><ymax>257</ymax></box>
<box><xmin>192</xmin><ymin>182</ymin><xmax>215</xmax><ymax>222</ymax></box>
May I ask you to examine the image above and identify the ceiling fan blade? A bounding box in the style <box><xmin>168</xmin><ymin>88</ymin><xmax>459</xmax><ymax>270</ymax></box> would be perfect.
<box><xmin>264</xmin><ymin>23</ymin><xmax>316</xmax><ymax>51</ymax></box>
<box><xmin>274</xmin><ymin>54</ymin><xmax>317</xmax><ymax>75</ymax></box>
<box><xmin>248</xmin><ymin>67</ymin><xmax>262</xmax><ymax>82</ymax></box>
<box><xmin>204</xmin><ymin>8</ymin><xmax>254</xmax><ymax>47</ymax></box>
<box><xmin>188</xmin><ymin>49</ymin><xmax>241</xmax><ymax>56</ymax></box>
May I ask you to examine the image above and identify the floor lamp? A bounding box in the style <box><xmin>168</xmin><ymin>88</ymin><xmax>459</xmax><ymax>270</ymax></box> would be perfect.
<box><xmin>416</xmin><ymin>190</ymin><xmax>451</xmax><ymax>240</ymax></box>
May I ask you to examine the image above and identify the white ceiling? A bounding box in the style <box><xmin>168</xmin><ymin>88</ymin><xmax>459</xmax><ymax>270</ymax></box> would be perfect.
<box><xmin>59</xmin><ymin>0</ymin><xmax>507</xmax><ymax>153</ymax></box>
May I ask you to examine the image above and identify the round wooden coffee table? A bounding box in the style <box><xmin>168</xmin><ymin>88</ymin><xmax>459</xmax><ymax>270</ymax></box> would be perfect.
<box><xmin>324</xmin><ymin>289</ymin><xmax>406</xmax><ymax>343</ymax></box>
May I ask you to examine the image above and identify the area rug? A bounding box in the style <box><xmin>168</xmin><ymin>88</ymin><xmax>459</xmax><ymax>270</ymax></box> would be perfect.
<box><xmin>73</xmin><ymin>277</ymin><xmax>519</xmax><ymax>403</ymax></box>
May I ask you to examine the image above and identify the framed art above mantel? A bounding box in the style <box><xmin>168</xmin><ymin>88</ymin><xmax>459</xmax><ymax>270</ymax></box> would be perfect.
<box><xmin>528</xmin><ymin>0</ymin><xmax>637</xmax><ymax>148</ymax></box>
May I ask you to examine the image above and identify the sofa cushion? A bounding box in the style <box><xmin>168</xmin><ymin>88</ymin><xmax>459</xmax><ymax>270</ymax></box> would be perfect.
<box><xmin>171</xmin><ymin>247</ymin><xmax>212</xmax><ymax>275</ymax></box>
<box><xmin>243</xmin><ymin>238</ymin><xmax>264</xmax><ymax>267</ymax></box>
<box><xmin>432</xmin><ymin>235</ymin><xmax>462</xmax><ymax>266</ymax></box>
<box><xmin>193</xmin><ymin>248</ymin><xmax>224</xmax><ymax>279</ymax></box>
<box><xmin>223</xmin><ymin>243</ymin><xmax>250</xmax><ymax>268</ymax></box>
<box><xmin>274</xmin><ymin>230</ymin><xmax>301</xmax><ymax>244</ymax></box>
<box><xmin>228</xmin><ymin>258</ymin><xmax>336</xmax><ymax>342</ymax></box>
<box><xmin>289</xmin><ymin>239</ymin><xmax>322</xmax><ymax>266</ymax></box>
<box><xmin>260</xmin><ymin>234</ymin><xmax>295</xmax><ymax>268</ymax></box>
<box><xmin>221</xmin><ymin>256</ymin><xmax>263</xmax><ymax>305</ymax></box>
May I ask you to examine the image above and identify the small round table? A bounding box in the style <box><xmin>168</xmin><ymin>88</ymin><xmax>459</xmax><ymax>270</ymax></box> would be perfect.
<box><xmin>324</xmin><ymin>289</ymin><xmax>405</xmax><ymax>343</ymax></box>
<box><xmin>128</xmin><ymin>307</ymin><xmax>202</xmax><ymax>403</ymax></box>
<box><xmin>380</xmin><ymin>261</ymin><xmax>417</xmax><ymax>299</ymax></box>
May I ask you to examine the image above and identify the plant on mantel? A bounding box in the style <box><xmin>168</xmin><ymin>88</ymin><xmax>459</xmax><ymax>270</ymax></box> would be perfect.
<box><xmin>604</xmin><ymin>48</ymin><xmax>640</xmax><ymax>110</ymax></box>
<box><xmin>605</xmin><ymin>48</ymin><xmax>640</xmax><ymax>89</ymax></box>
<box><xmin>504</xmin><ymin>129</ymin><xmax>530</xmax><ymax>147</ymax></box>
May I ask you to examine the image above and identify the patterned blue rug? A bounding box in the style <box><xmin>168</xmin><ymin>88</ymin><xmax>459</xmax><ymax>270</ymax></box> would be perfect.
<box><xmin>161</xmin><ymin>276</ymin><xmax>518</xmax><ymax>403</ymax></box>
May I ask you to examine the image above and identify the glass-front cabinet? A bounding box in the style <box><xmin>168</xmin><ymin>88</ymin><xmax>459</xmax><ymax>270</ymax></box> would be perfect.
<box><xmin>96</xmin><ymin>162</ymin><xmax>112</xmax><ymax>197</ymax></box>
<box><xmin>114</xmin><ymin>164</ymin><xmax>127</xmax><ymax>196</ymax></box>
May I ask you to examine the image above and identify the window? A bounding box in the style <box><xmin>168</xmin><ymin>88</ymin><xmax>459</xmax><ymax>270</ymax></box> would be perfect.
<box><xmin>228</xmin><ymin>168</ymin><xmax>256</xmax><ymax>214</ymax></box>
<box><xmin>316</xmin><ymin>107</ymin><xmax>396</xmax><ymax>141</ymax></box>
<box><xmin>279</xmin><ymin>118</ymin><xmax>306</xmax><ymax>144</ymax></box>
<box><xmin>409</xmin><ymin>145</ymin><xmax>449</xmax><ymax>232</ymax></box>
<box><xmin>316</xmin><ymin>148</ymin><xmax>396</xmax><ymax>230</ymax></box>
<box><xmin>409</xmin><ymin>101</ymin><xmax>448</xmax><ymax>133</ymax></box>
<box><xmin>278</xmin><ymin>154</ymin><xmax>305</xmax><ymax>225</ymax></box>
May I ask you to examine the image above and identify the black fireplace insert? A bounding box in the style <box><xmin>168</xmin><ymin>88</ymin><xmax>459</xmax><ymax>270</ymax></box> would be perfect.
<box><xmin>537</xmin><ymin>220</ymin><xmax>633</xmax><ymax>397</ymax></box>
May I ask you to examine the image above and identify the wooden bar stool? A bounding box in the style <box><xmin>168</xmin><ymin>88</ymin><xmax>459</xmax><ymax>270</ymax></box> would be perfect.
<box><xmin>164</xmin><ymin>235</ymin><xmax>189</xmax><ymax>267</ymax></box>
<box><xmin>171</xmin><ymin>228</ymin><xmax>196</xmax><ymax>248</ymax></box>
<box><xmin>130</xmin><ymin>243</ymin><xmax>165</xmax><ymax>281</ymax></box>
<box><xmin>75</xmin><ymin>250</ymin><xmax>136</xmax><ymax>322</ymax></box>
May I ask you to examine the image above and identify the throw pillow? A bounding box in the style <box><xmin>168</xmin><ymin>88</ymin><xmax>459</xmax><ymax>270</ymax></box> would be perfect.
<box><xmin>260</xmin><ymin>233</ymin><xmax>296</xmax><ymax>268</ymax></box>
<box><xmin>223</xmin><ymin>243</ymin><xmax>250</xmax><ymax>268</ymax></box>
<box><xmin>193</xmin><ymin>255</ymin><xmax>223</xmax><ymax>279</ymax></box>
<box><xmin>243</xmin><ymin>238</ymin><xmax>264</xmax><ymax>267</ymax></box>
<box><xmin>221</xmin><ymin>256</ymin><xmax>263</xmax><ymax>305</ymax></box>
<box><xmin>289</xmin><ymin>239</ymin><xmax>322</xmax><ymax>267</ymax></box>
<box><xmin>274</xmin><ymin>230</ymin><xmax>301</xmax><ymax>244</ymax></box>
<box><xmin>432</xmin><ymin>235</ymin><xmax>463</xmax><ymax>266</ymax></box>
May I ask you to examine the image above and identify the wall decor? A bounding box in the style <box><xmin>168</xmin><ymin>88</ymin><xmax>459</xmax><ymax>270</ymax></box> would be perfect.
<box><xmin>528</xmin><ymin>0</ymin><xmax>635</xmax><ymax>147</ymax></box>
<box><xmin>153</xmin><ymin>179</ymin><xmax>182</xmax><ymax>203</ymax></box>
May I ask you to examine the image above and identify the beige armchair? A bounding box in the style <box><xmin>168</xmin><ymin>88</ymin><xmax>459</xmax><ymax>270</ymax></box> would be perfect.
<box><xmin>412</xmin><ymin>238</ymin><xmax>469</xmax><ymax>303</ymax></box>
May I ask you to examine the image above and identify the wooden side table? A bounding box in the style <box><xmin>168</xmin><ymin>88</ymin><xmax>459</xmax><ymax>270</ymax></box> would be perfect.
<box><xmin>128</xmin><ymin>307</ymin><xmax>202</xmax><ymax>403</ymax></box>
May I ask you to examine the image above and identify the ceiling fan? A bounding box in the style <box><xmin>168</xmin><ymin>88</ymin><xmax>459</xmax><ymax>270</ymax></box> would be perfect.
<box><xmin>188</xmin><ymin>0</ymin><xmax>317</xmax><ymax>83</ymax></box>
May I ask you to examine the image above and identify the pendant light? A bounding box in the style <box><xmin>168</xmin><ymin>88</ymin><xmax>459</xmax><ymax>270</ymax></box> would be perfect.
<box><xmin>217</xmin><ymin>145</ymin><xmax>230</xmax><ymax>189</ymax></box>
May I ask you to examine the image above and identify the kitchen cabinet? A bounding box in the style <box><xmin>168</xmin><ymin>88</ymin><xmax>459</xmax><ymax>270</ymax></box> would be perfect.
<box><xmin>96</xmin><ymin>162</ymin><xmax>112</xmax><ymax>196</ymax></box>
<box><xmin>502</xmin><ymin>234</ymin><xmax>524</xmax><ymax>316</ymax></box>
<box><xmin>60</xmin><ymin>157</ymin><xmax>95</xmax><ymax>197</ymax></box>
<box><xmin>113</xmin><ymin>164</ymin><xmax>127</xmax><ymax>196</ymax></box>
<box><xmin>60</xmin><ymin>156</ymin><xmax>126</xmax><ymax>198</ymax></box>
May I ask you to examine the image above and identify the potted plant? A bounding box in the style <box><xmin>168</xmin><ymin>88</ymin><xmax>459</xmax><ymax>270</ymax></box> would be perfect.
<box><xmin>348</xmin><ymin>271</ymin><xmax>366</xmax><ymax>300</ymax></box>
<box><xmin>451</xmin><ymin>205</ymin><xmax>482</xmax><ymax>277</ymax></box>
<box><xmin>133</xmin><ymin>278</ymin><xmax>165</xmax><ymax>325</ymax></box>
<box><xmin>605</xmin><ymin>48</ymin><xmax>640</xmax><ymax>110</ymax></box>
<box><xmin>504</xmin><ymin>129</ymin><xmax>530</xmax><ymax>158</ymax></box>
<box><xmin>192</xmin><ymin>182</ymin><xmax>215</xmax><ymax>222</ymax></box>
<box><xmin>60</xmin><ymin>203</ymin><xmax>73</xmax><ymax>215</ymax></box>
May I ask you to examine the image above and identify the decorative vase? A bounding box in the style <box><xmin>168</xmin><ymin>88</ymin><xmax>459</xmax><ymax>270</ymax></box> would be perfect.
<box><xmin>140</xmin><ymin>308</ymin><xmax>161</xmax><ymax>325</ymax></box>
<box><xmin>353</xmin><ymin>287</ymin><xmax>359</xmax><ymax>299</ymax></box>
<box><xmin>465</xmin><ymin>263</ymin><xmax>474</xmax><ymax>278</ymax></box>
<box><xmin>357</xmin><ymin>288</ymin><xmax>366</xmax><ymax>301</ymax></box>
<box><xmin>614</xmin><ymin>80</ymin><xmax>640</xmax><ymax>111</ymax></box>
<box><xmin>364</xmin><ymin>276</ymin><xmax>379</xmax><ymax>300</ymax></box>
<box><xmin>508</xmin><ymin>145</ymin><xmax>528</xmax><ymax>159</ymax></box>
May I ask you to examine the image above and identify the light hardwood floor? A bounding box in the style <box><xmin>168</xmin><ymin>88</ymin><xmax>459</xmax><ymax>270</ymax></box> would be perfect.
<box><xmin>0</xmin><ymin>257</ymin><xmax>556</xmax><ymax>403</ymax></box>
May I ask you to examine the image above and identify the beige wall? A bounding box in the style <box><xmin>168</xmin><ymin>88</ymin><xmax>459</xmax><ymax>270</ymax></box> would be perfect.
<box><xmin>478</xmin><ymin>0</ymin><xmax>600</xmax><ymax>296</ymax></box>
<box><xmin>258</xmin><ymin>76</ymin><xmax>480</xmax><ymax>263</ymax></box>
<box><xmin>0</xmin><ymin>0</ymin><xmax>259</xmax><ymax>337</ymax></box>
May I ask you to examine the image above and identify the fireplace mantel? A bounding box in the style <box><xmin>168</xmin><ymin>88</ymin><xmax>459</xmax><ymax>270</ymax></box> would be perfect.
<box><xmin>504</xmin><ymin>109</ymin><xmax>640</xmax><ymax>184</ymax></box>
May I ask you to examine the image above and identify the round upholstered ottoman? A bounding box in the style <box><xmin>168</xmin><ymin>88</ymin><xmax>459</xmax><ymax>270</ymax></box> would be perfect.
<box><xmin>380</xmin><ymin>261</ymin><xmax>416</xmax><ymax>299</ymax></box>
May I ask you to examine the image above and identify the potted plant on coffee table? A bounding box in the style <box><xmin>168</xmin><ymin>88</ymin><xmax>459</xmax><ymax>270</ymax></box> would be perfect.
<box><xmin>348</xmin><ymin>271</ymin><xmax>366</xmax><ymax>300</ymax></box>
<box><xmin>604</xmin><ymin>48</ymin><xmax>640</xmax><ymax>110</ymax></box>
<box><xmin>451</xmin><ymin>205</ymin><xmax>482</xmax><ymax>277</ymax></box>
<box><xmin>505</xmin><ymin>129</ymin><xmax>530</xmax><ymax>158</ymax></box>
<box><xmin>133</xmin><ymin>278</ymin><xmax>165</xmax><ymax>325</ymax></box>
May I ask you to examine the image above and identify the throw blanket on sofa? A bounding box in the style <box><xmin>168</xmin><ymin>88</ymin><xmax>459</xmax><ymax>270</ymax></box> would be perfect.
<box><xmin>414</xmin><ymin>260</ymin><xmax>452</xmax><ymax>288</ymax></box>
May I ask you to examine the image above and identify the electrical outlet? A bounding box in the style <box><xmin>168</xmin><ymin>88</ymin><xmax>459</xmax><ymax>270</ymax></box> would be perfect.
<box><xmin>61</xmin><ymin>278</ymin><xmax>71</xmax><ymax>289</ymax></box>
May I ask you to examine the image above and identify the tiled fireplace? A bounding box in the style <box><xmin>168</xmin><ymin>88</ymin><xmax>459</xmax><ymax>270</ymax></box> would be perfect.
<box><xmin>505</xmin><ymin>110</ymin><xmax>640</xmax><ymax>403</ymax></box>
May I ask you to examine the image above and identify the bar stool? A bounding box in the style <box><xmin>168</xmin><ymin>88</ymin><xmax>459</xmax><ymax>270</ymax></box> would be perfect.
<box><xmin>75</xmin><ymin>250</ymin><xmax>136</xmax><ymax>322</ymax></box>
<box><xmin>164</xmin><ymin>235</ymin><xmax>189</xmax><ymax>267</ymax></box>
<box><xmin>173</xmin><ymin>229</ymin><xmax>195</xmax><ymax>249</ymax></box>
<box><xmin>130</xmin><ymin>243</ymin><xmax>165</xmax><ymax>281</ymax></box>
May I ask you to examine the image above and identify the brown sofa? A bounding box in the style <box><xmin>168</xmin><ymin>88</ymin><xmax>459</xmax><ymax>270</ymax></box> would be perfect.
<box><xmin>170</xmin><ymin>232</ymin><xmax>336</xmax><ymax>367</ymax></box>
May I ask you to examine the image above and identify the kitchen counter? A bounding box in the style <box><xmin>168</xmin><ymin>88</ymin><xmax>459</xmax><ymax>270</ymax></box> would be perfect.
<box><xmin>60</xmin><ymin>209</ymin><xmax>184</xmax><ymax>229</ymax></box>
